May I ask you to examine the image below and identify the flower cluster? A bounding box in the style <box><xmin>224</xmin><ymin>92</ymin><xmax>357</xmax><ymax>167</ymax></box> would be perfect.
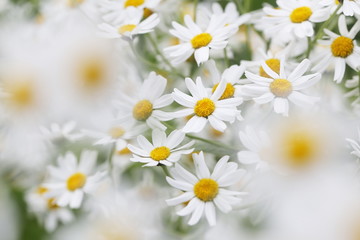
<box><xmin>1</xmin><ymin>0</ymin><xmax>360</xmax><ymax>239</ymax></box>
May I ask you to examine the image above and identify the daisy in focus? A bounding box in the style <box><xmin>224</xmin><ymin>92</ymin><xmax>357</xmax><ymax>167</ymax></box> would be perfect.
<box><xmin>98</xmin><ymin>7</ymin><xmax>159</xmax><ymax>40</ymax></box>
<box><xmin>242</xmin><ymin>59</ymin><xmax>320</xmax><ymax>116</ymax></box>
<box><xmin>128</xmin><ymin>129</ymin><xmax>195</xmax><ymax>167</ymax></box>
<box><xmin>113</xmin><ymin>72</ymin><xmax>173</xmax><ymax>131</ymax></box>
<box><xmin>312</xmin><ymin>15</ymin><xmax>360</xmax><ymax>83</ymax></box>
<box><xmin>26</xmin><ymin>186</ymin><xmax>74</xmax><ymax>232</ymax></box>
<box><xmin>164</xmin><ymin>14</ymin><xmax>237</xmax><ymax>65</ymax></box>
<box><xmin>44</xmin><ymin>150</ymin><xmax>106</xmax><ymax>209</ymax></box>
<box><xmin>166</xmin><ymin>151</ymin><xmax>246</xmax><ymax>226</ymax></box>
<box><xmin>172</xmin><ymin>77</ymin><xmax>242</xmax><ymax>133</ymax></box>
<box><xmin>262</xmin><ymin>0</ymin><xmax>329</xmax><ymax>42</ymax></box>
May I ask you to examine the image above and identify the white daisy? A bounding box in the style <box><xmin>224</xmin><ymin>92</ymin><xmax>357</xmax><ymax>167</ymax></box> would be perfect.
<box><xmin>98</xmin><ymin>7</ymin><xmax>159</xmax><ymax>40</ymax></box>
<box><xmin>322</xmin><ymin>0</ymin><xmax>360</xmax><ymax>16</ymax></box>
<box><xmin>346</xmin><ymin>129</ymin><xmax>360</xmax><ymax>160</ymax></box>
<box><xmin>128</xmin><ymin>129</ymin><xmax>195</xmax><ymax>167</ymax></box>
<box><xmin>262</xmin><ymin>0</ymin><xmax>330</xmax><ymax>41</ymax></box>
<box><xmin>98</xmin><ymin>0</ymin><xmax>160</xmax><ymax>23</ymax></box>
<box><xmin>40</xmin><ymin>121</ymin><xmax>83</xmax><ymax>143</ymax></box>
<box><xmin>113</xmin><ymin>71</ymin><xmax>173</xmax><ymax>131</ymax></box>
<box><xmin>242</xmin><ymin>59</ymin><xmax>320</xmax><ymax>116</ymax></box>
<box><xmin>26</xmin><ymin>186</ymin><xmax>74</xmax><ymax>232</ymax></box>
<box><xmin>345</xmin><ymin>75</ymin><xmax>360</xmax><ymax>113</ymax></box>
<box><xmin>312</xmin><ymin>15</ymin><xmax>360</xmax><ymax>83</ymax></box>
<box><xmin>44</xmin><ymin>150</ymin><xmax>106</xmax><ymax>209</ymax></box>
<box><xmin>166</xmin><ymin>151</ymin><xmax>246</xmax><ymax>226</ymax></box>
<box><xmin>172</xmin><ymin>77</ymin><xmax>242</xmax><ymax>133</ymax></box>
<box><xmin>238</xmin><ymin>126</ymin><xmax>271</xmax><ymax>171</ymax></box>
<box><xmin>164</xmin><ymin>14</ymin><xmax>237</xmax><ymax>65</ymax></box>
<box><xmin>82</xmin><ymin>117</ymin><xmax>146</xmax><ymax>152</ymax></box>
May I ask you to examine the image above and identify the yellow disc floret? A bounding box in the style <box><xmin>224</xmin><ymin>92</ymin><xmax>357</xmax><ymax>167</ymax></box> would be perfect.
<box><xmin>124</xmin><ymin>0</ymin><xmax>144</xmax><ymax>7</ymax></box>
<box><xmin>270</xmin><ymin>79</ymin><xmax>292</xmax><ymax>97</ymax></box>
<box><xmin>47</xmin><ymin>198</ymin><xmax>60</xmax><ymax>210</ymax></box>
<box><xmin>109</xmin><ymin>127</ymin><xmax>125</xmax><ymax>139</ymax></box>
<box><xmin>194</xmin><ymin>98</ymin><xmax>215</xmax><ymax>117</ymax></box>
<box><xmin>212</xmin><ymin>83</ymin><xmax>235</xmax><ymax>100</ymax></box>
<box><xmin>132</xmin><ymin>100</ymin><xmax>153</xmax><ymax>121</ymax></box>
<box><xmin>331</xmin><ymin>36</ymin><xmax>354</xmax><ymax>58</ymax></box>
<box><xmin>67</xmin><ymin>173</ymin><xmax>87</xmax><ymax>191</ymax></box>
<box><xmin>290</xmin><ymin>6</ymin><xmax>313</xmax><ymax>23</ymax></box>
<box><xmin>191</xmin><ymin>33</ymin><xmax>212</xmax><ymax>49</ymax></box>
<box><xmin>118</xmin><ymin>24</ymin><xmax>136</xmax><ymax>34</ymax></box>
<box><xmin>78</xmin><ymin>58</ymin><xmax>106</xmax><ymax>89</ymax></box>
<box><xmin>283</xmin><ymin>131</ymin><xmax>316</xmax><ymax>168</ymax></box>
<box><xmin>194</xmin><ymin>178</ymin><xmax>219</xmax><ymax>202</ymax></box>
<box><xmin>259</xmin><ymin>58</ymin><xmax>280</xmax><ymax>78</ymax></box>
<box><xmin>150</xmin><ymin>146</ymin><xmax>171</xmax><ymax>161</ymax></box>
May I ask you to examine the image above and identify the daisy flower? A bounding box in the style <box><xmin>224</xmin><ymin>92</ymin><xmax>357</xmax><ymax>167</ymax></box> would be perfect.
<box><xmin>322</xmin><ymin>0</ymin><xmax>360</xmax><ymax>16</ymax></box>
<box><xmin>242</xmin><ymin>59</ymin><xmax>320</xmax><ymax>116</ymax></box>
<box><xmin>40</xmin><ymin>121</ymin><xmax>83</xmax><ymax>143</ymax></box>
<box><xmin>238</xmin><ymin>126</ymin><xmax>271</xmax><ymax>171</ymax></box>
<box><xmin>98</xmin><ymin>7</ymin><xmax>159</xmax><ymax>40</ymax></box>
<box><xmin>44</xmin><ymin>150</ymin><xmax>106</xmax><ymax>209</ymax></box>
<box><xmin>98</xmin><ymin>0</ymin><xmax>160</xmax><ymax>23</ymax></box>
<box><xmin>26</xmin><ymin>186</ymin><xmax>74</xmax><ymax>232</ymax></box>
<box><xmin>128</xmin><ymin>129</ymin><xmax>195</xmax><ymax>167</ymax></box>
<box><xmin>113</xmin><ymin>72</ymin><xmax>173</xmax><ymax>131</ymax></box>
<box><xmin>262</xmin><ymin>0</ymin><xmax>330</xmax><ymax>41</ymax></box>
<box><xmin>82</xmin><ymin>117</ymin><xmax>146</xmax><ymax>152</ymax></box>
<box><xmin>346</xmin><ymin>129</ymin><xmax>360</xmax><ymax>160</ymax></box>
<box><xmin>345</xmin><ymin>76</ymin><xmax>360</xmax><ymax>113</ymax></box>
<box><xmin>312</xmin><ymin>15</ymin><xmax>360</xmax><ymax>83</ymax></box>
<box><xmin>164</xmin><ymin>14</ymin><xmax>237</xmax><ymax>65</ymax></box>
<box><xmin>172</xmin><ymin>77</ymin><xmax>242</xmax><ymax>133</ymax></box>
<box><xmin>166</xmin><ymin>151</ymin><xmax>246</xmax><ymax>226</ymax></box>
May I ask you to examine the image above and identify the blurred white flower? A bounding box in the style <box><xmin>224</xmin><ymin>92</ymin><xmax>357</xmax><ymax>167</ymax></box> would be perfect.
<box><xmin>166</xmin><ymin>151</ymin><xmax>247</xmax><ymax>226</ymax></box>
<box><xmin>40</xmin><ymin>121</ymin><xmax>83</xmax><ymax>142</ymax></box>
<box><xmin>98</xmin><ymin>7</ymin><xmax>160</xmax><ymax>40</ymax></box>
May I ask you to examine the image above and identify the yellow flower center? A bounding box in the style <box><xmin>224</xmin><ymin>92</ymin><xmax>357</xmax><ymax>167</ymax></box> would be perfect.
<box><xmin>270</xmin><ymin>79</ymin><xmax>292</xmax><ymax>97</ymax></box>
<box><xmin>117</xmin><ymin>147</ymin><xmax>131</xmax><ymax>155</ymax></box>
<box><xmin>283</xmin><ymin>131</ymin><xmax>317</xmax><ymax>168</ymax></box>
<box><xmin>331</xmin><ymin>36</ymin><xmax>354</xmax><ymax>58</ymax></box>
<box><xmin>67</xmin><ymin>173</ymin><xmax>87</xmax><ymax>191</ymax></box>
<box><xmin>37</xmin><ymin>186</ymin><xmax>48</xmax><ymax>195</ymax></box>
<box><xmin>194</xmin><ymin>98</ymin><xmax>215</xmax><ymax>117</ymax></box>
<box><xmin>47</xmin><ymin>198</ymin><xmax>60</xmax><ymax>210</ymax></box>
<box><xmin>212</xmin><ymin>83</ymin><xmax>235</xmax><ymax>100</ymax></box>
<box><xmin>67</xmin><ymin>0</ymin><xmax>84</xmax><ymax>7</ymax></box>
<box><xmin>259</xmin><ymin>58</ymin><xmax>280</xmax><ymax>78</ymax></box>
<box><xmin>290</xmin><ymin>6</ymin><xmax>313</xmax><ymax>23</ymax></box>
<box><xmin>150</xmin><ymin>146</ymin><xmax>171</xmax><ymax>161</ymax></box>
<box><xmin>132</xmin><ymin>99</ymin><xmax>153</xmax><ymax>121</ymax></box>
<box><xmin>143</xmin><ymin>8</ymin><xmax>153</xmax><ymax>18</ymax></box>
<box><xmin>78</xmin><ymin>58</ymin><xmax>106</xmax><ymax>89</ymax></box>
<box><xmin>118</xmin><ymin>24</ymin><xmax>137</xmax><ymax>34</ymax></box>
<box><xmin>191</xmin><ymin>33</ymin><xmax>212</xmax><ymax>49</ymax></box>
<box><xmin>109</xmin><ymin>127</ymin><xmax>125</xmax><ymax>139</ymax></box>
<box><xmin>6</xmin><ymin>81</ymin><xmax>34</xmax><ymax>109</ymax></box>
<box><xmin>194</xmin><ymin>178</ymin><xmax>219</xmax><ymax>202</ymax></box>
<box><xmin>124</xmin><ymin>0</ymin><xmax>144</xmax><ymax>7</ymax></box>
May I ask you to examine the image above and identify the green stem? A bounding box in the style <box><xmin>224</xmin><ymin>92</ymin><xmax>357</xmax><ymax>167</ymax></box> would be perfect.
<box><xmin>235</xmin><ymin>0</ymin><xmax>245</xmax><ymax>14</ymax></box>
<box><xmin>129</xmin><ymin>41</ymin><xmax>159</xmax><ymax>68</ymax></box>
<box><xmin>160</xmin><ymin>164</ymin><xmax>170</xmax><ymax>176</ymax></box>
<box><xmin>307</xmin><ymin>5</ymin><xmax>341</xmax><ymax>56</ymax></box>
<box><xmin>193</xmin><ymin>0</ymin><xmax>198</xmax><ymax>22</ymax></box>
<box><xmin>147</xmin><ymin>34</ymin><xmax>185</xmax><ymax>79</ymax></box>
